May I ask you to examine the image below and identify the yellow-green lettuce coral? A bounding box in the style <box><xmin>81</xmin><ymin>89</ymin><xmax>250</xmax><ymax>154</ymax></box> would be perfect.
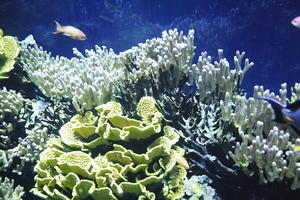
<box><xmin>0</xmin><ymin>29</ymin><xmax>20</xmax><ymax>79</ymax></box>
<box><xmin>31</xmin><ymin>97</ymin><xmax>187</xmax><ymax>200</ymax></box>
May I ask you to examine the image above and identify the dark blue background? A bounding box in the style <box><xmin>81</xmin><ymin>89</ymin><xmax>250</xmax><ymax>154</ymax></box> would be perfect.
<box><xmin>1</xmin><ymin>0</ymin><xmax>300</xmax><ymax>96</ymax></box>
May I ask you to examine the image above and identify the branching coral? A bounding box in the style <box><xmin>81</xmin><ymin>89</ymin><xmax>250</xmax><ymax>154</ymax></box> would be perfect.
<box><xmin>119</xmin><ymin>29</ymin><xmax>194</xmax><ymax>86</ymax></box>
<box><xmin>20</xmin><ymin>29</ymin><xmax>195</xmax><ymax>112</ymax></box>
<box><xmin>0</xmin><ymin>87</ymin><xmax>29</xmax><ymax>146</ymax></box>
<box><xmin>0</xmin><ymin>87</ymin><xmax>48</xmax><ymax>175</ymax></box>
<box><xmin>0</xmin><ymin>88</ymin><xmax>71</xmax><ymax>175</ymax></box>
<box><xmin>31</xmin><ymin>97</ymin><xmax>187</xmax><ymax>200</ymax></box>
<box><xmin>24</xmin><ymin>97</ymin><xmax>76</xmax><ymax>133</ymax></box>
<box><xmin>19</xmin><ymin>35</ymin><xmax>124</xmax><ymax>110</ymax></box>
<box><xmin>0</xmin><ymin>125</ymin><xmax>49</xmax><ymax>174</ymax></box>
<box><xmin>188</xmin><ymin>49</ymin><xmax>253</xmax><ymax>103</ymax></box>
<box><xmin>222</xmin><ymin>83</ymin><xmax>300</xmax><ymax>189</ymax></box>
<box><xmin>0</xmin><ymin>177</ymin><xmax>25</xmax><ymax>200</ymax></box>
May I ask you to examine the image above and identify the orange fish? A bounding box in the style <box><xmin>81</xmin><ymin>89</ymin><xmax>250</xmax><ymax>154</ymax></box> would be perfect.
<box><xmin>52</xmin><ymin>20</ymin><xmax>87</xmax><ymax>40</ymax></box>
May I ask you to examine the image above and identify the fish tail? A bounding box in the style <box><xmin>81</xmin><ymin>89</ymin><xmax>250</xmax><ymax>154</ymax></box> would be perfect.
<box><xmin>52</xmin><ymin>20</ymin><xmax>62</xmax><ymax>34</ymax></box>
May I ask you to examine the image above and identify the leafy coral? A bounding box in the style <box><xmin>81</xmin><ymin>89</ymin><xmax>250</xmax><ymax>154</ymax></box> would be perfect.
<box><xmin>0</xmin><ymin>29</ymin><xmax>20</xmax><ymax>79</ymax></box>
<box><xmin>31</xmin><ymin>97</ymin><xmax>187</xmax><ymax>200</ymax></box>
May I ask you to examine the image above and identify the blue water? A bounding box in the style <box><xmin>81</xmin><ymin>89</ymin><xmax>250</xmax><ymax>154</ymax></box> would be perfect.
<box><xmin>1</xmin><ymin>0</ymin><xmax>300</xmax><ymax>199</ymax></box>
<box><xmin>1</xmin><ymin>0</ymin><xmax>299</xmax><ymax>95</ymax></box>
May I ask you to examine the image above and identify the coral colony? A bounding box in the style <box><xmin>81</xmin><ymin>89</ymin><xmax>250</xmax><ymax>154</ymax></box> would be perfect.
<box><xmin>0</xmin><ymin>29</ymin><xmax>300</xmax><ymax>199</ymax></box>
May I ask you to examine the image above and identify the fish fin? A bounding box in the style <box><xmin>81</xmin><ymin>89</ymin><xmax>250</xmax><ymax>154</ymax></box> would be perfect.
<box><xmin>256</xmin><ymin>97</ymin><xmax>285</xmax><ymax>123</ymax></box>
<box><xmin>286</xmin><ymin>99</ymin><xmax>300</xmax><ymax>111</ymax></box>
<box><xmin>52</xmin><ymin>20</ymin><xmax>62</xmax><ymax>34</ymax></box>
<box><xmin>285</xmin><ymin>115</ymin><xmax>294</xmax><ymax>122</ymax></box>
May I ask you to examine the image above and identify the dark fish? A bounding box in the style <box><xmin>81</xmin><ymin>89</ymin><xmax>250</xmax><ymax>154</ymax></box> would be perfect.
<box><xmin>257</xmin><ymin>97</ymin><xmax>300</xmax><ymax>135</ymax></box>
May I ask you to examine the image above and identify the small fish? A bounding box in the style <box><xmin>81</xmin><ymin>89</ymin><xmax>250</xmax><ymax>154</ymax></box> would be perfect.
<box><xmin>175</xmin><ymin>154</ymin><xmax>189</xmax><ymax>169</ymax></box>
<box><xmin>291</xmin><ymin>16</ymin><xmax>300</xmax><ymax>28</ymax></box>
<box><xmin>30</xmin><ymin>99</ymin><xmax>49</xmax><ymax>122</ymax></box>
<box><xmin>32</xmin><ymin>100</ymin><xmax>48</xmax><ymax>113</ymax></box>
<box><xmin>52</xmin><ymin>20</ymin><xmax>87</xmax><ymax>40</ymax></box>
<box><xmin>257</xmin><ymin>97</ymin><xmax>300</xmax><ymax>135</ymax></box>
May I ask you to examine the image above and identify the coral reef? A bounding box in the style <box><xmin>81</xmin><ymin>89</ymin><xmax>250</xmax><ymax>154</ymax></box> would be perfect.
<box><xmin>109</xmin><ymin>29</ymin><xmax>300</xmax><ymax>195</ymax></box>
<box><xmin>2</xmin><ymin>27</ymin><xmax>299</xmax><ymax>199</ymax></box>
<box><xmin>31</xmin><ymin>97</ymin><xmax>187</xmax><ymax>200</ymax></box>
<box><xmin>0</xmin><ymin>29</ymin><xmax>20</xmax><ymax>79</ymax></box>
